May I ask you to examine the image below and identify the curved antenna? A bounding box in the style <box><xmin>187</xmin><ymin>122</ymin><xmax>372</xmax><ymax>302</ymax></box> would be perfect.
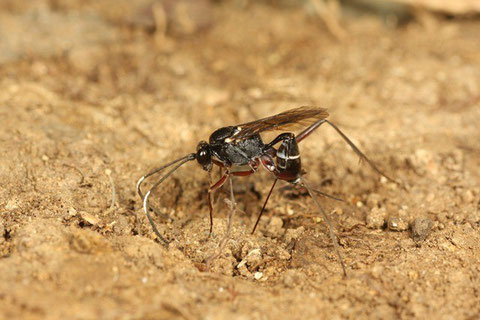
<box><xmin>300</xmin><ymin>176</ymin><xmax>347</xmax><ymax>277</ymax></box>
<box><xmin>137</xmin><ymin>153</ymin><xmax>196</xmax><ymax>245</ymax></box>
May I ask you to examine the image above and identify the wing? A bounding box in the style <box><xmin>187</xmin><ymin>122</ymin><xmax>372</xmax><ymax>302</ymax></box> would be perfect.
<box><xmin>233</xmin><ymin>106</ymin><xmax>329</xmax><ymax>139</ymax></box>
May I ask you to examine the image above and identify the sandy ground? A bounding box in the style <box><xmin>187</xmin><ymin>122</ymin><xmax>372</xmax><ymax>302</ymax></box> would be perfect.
<box><xmin>0</xmin><ymin>1</ymin><xmax>479</xmax><ymax>319</ymax></box>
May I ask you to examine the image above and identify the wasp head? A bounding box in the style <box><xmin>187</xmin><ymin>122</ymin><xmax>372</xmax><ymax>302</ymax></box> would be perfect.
<box><xmin>196</xmin><ymin>141</ymin><xmax>212</xmax><ymax>171</ymax></box>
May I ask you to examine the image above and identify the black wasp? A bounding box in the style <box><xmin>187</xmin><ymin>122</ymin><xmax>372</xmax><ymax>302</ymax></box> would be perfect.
<box><xmin>137</xmin><ymin>106</ymin><xmax>397</xmax><ymax>275</ymax></box>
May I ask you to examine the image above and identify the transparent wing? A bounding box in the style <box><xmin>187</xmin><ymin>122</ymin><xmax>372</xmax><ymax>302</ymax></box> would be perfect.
<box><xmin>233</xmin><ymin>106</ymin><xmax>329</xmax><ymax>139</ymax></box>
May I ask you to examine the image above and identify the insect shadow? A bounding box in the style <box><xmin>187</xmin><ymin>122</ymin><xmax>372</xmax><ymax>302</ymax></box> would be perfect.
<box><xmin>137</xmin><ymin>106</ymin><xmax>399</xmax><ymax>275</ymax></box>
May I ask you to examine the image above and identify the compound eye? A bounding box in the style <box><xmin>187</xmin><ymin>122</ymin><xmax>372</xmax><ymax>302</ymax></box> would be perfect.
<box><xmin>196</xmin><ymin>142</ymin><xmax>212</xmax><ymax>171</ymax></box>
<box><xmin>198</xmin><ymin>149</ymin><xmax>209</xmax><ymax>162</ymax></box>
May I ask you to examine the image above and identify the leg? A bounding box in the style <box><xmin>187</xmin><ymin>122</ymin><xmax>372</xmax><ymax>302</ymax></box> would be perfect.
<box><xmin>207</xmin><ymin>166</ymin><xmax>258</xmax><ymax>234</ymax></box>
<box><xmin>296</xmin><ymin>120</ymin><xmax>326</xmax><ymax>143</ymax></box>
<box><xmin>301</xmin><ymin>176</ymin><xmax>347</xmax><ymax>276</ymax></box>
<box><xmin>208</xmin><ymin>170</ymin><xmax>229</xmax><ymax>234</ymax></box>
<box><xmin>263</xmin><ymin>132</ymin><xmax>295</xmax><ymax>151</ymax></box>
<box><xmin>297</xmin><ymin>119</ymin><xmax>399</xmax><ymax>184</ymax></box>
<box><xmin>251</xmin><ymin>178</ymin><xmax>278</xmax><ymax>234</ymax></box>
<box><xmin>225</xmin><ymin>176</ymin><xmax>237</xmax><ymax>239</ymax></box>
<box><xmin>204</xmin><ymin>176</ymin><xmax>238</xmax><ymax>266</ymax></box>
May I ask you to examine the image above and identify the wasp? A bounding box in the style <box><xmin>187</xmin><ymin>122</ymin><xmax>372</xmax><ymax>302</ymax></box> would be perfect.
<box><xmin>137</xmin><ymin>107</ymin><xmax>397</xmax><ymax>274</ymax></box>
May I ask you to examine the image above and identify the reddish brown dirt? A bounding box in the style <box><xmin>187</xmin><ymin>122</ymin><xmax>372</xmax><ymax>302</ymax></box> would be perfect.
<box><xmin>1</xmin><ymin>1</ymin><xmax>479</xmax><ymax>319</ymax></box>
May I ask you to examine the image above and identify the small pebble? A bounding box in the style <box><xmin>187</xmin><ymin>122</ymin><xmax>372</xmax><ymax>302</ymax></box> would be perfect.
<box><xmin>411</xmin><ymin>217</ymin><xmax>433</xmax><ymax>242</ymax></box>
<box><xmin>366</xmin><ymin>207</ymin><xmax>387</xmax><ymax>229</ymax></box>
<box><xmin>237</xmin><ymin>263</ymin><xmax>251</xmax><ymax>278</ymax></box>
<box><xmin>245</xmin><ymin>249</ymin><xmax>262</xmax><ymax>268</ymax></box>
<box><xmin>388</xmin><ymin>216</ymin><xmax>408</xmax><ymax>231</ymax></box>
<box><xmin>5</xmin><ymin>199</ymin><xmax>19</xmax><ymax>210</ymax></box>
<box><xmin>67</xmin><ymin>207</ymin><xmax>77</xmax><ymax>218</ymax></box>
<box><xmin>78</xmin><ymin>211</ymin><xmax>100</xmax><ymax>226</ymax></box>
<box><xmin>254</xmin><ymin>272</ymin><xmax>263</xmax><ymax>280</ymax></box>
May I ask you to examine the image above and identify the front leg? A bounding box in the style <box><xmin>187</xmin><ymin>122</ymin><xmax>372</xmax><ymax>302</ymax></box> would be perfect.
<box><xmin>207</xmin><ymin>164</ymin><xmax>258</xmax><ymax>234</ymax></box>
<box><xmin>207</xmin><ymin>169</ymin><xmax>229</xmax><ymax>235</ymax></box>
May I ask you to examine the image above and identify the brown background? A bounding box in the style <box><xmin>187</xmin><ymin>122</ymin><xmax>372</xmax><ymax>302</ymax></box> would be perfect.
<box><xmin>0</xmin><ymin>0</ymin><xmax>479</xmax><ymax>319</ymax></box>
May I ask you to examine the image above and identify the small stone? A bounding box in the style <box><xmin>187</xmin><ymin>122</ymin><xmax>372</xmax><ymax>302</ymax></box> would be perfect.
<box><xmin>254</xmin><ymin>272</ymin><xmax>263</xmax><ymax>280</ymax></box>
<box><xmin>78</xmin><ymin>211</ymin><xmax>100</xmax><ymax>226</ymax></box>
<box><xmin>388</xmin><ymin>216</ymin><xmax>408</xmax><ymax>231</ymax></box>
<box><xmin>237</xmin><ymin>263</ymin><xmax>252</xmax><ymax>279</ymax></box>
<box><xmin>366</xmin><ymin>207</ymin><xmax>387</xmax><ymax>229</ymax></box>
<box><xmin>410</xmin><ymin>149</ymin><xmax>435</xmax><ymax>174</ymax></box>
<box><xmin>411</xmin><ymin>217</ymin><xmax>433</xmax><ymax>242</ymax></box>
<box><xmin>241</xmin><ymin>240</ymin><xmax>260</xmax><ymax>257</ymax></box>
<box><xmin>67</xmin><ymin>207</ymin><xmax>77</xmax><ymax>218</ymax></box>
<box><xmin>5</xmin><ymin>199</ymin><xmax>19</xmax><ymax>210</ymax></box>
<box><xmin>245</xmin><ymin>249</ymin><xmax>262</xmax><ymax>268</ymax></box>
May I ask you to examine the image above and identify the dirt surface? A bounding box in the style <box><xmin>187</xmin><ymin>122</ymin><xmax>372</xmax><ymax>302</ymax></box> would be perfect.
<box><xmin>1</xmin><ymin>1</ymin><xmax>480</xmax><ymax>319</ymax></box>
